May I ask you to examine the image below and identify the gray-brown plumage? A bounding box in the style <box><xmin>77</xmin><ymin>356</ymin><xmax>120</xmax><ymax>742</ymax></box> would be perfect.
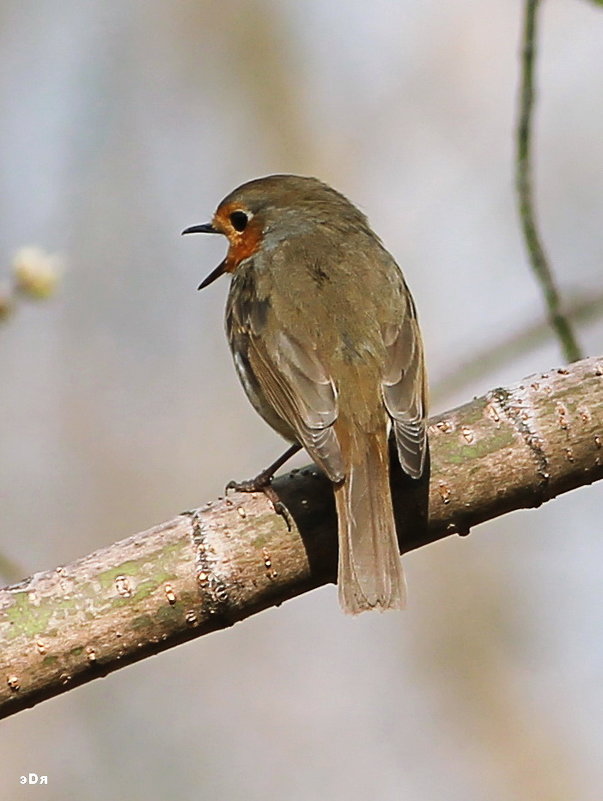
<box><xmin>184</xmin><ymin>175</ymin><xmax>427</xmax><ymax>613</ymax></box>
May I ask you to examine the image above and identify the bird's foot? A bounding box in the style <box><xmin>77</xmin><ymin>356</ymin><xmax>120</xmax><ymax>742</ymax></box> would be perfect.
<box><xmin>226</xmin><ymin>474</ymin><xmax>293</xmax><ymax>531</ymax></box>
<box><xmin>225</xmin><ymin>468</ymin><xmax>274</xmax><ymax>495</ymax></box>
<box><xmin>224</xmin><ymin>443</ymin><xmax>301</xmax><ymax>531</ymax></box>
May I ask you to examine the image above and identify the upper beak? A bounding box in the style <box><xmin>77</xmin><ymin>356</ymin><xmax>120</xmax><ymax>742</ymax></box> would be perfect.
<box><xmin>181</xmin><ymin>222</ymin><xmax>219</xmax><ymax>235</ymax></box>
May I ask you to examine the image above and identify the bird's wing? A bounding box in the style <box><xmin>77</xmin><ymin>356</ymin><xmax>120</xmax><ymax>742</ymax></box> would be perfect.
<box><xmin>247</xmin><ymin>329</ymin><xmax>345</xmax><ymax>483</ymax></box>
<box><xmin>381</xmin><ymin>295</ymin><xmax>427</xmax><ymax>479</ymax></box>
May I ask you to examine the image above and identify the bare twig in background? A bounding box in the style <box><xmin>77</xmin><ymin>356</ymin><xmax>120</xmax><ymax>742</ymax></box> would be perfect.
<box><xmin>1</xmin><ymin>355</ymin><xmax>601</xmax><ymax>720</ymax></box>
<box><xmin>433</xmin><ymin>290</ymin><xmax>603</xmax><ymax>403</ymax></box>
<box><xmin>1</xmin><ymin>247</ymin><xmax>61</xmax><ymax>580</ymax></box>
<box><xmin>516</xmin><ymin>0</ymin><xmax>583</xmax><ymax>363</ymax></box>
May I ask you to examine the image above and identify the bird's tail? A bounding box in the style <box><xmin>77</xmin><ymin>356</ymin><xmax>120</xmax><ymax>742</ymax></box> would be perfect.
<box><xmin>334</xmin><ymin>427</ymin><xmax>406</xmax><ymax>614</ymax></box>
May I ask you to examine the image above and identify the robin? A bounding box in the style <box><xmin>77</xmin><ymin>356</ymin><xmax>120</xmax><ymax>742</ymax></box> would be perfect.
<box><xmin>183</xmin><ymin>175</ymin><xmax>427</xmax><ymax>614</ymax></box>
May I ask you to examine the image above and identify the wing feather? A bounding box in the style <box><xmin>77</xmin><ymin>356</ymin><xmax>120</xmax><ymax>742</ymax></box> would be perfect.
<box><xmin>247</xmin><ymin>331</ymin><xmax>345</xmax><ymax>483</ymax></box>
<box><xmin>381</xmin><ymin>297</ymin><xmax>427</xmax><ymax>479</ymax></box>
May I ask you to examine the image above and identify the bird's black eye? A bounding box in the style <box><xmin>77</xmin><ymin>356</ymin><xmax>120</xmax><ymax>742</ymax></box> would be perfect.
<box><xmin>229</xmin><ymin>210</ymin><xmax>249</xmax><ymax>232</ymax></box>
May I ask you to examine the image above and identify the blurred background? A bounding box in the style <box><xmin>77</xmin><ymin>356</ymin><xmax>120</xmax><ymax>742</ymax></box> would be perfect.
<box><xmin>1</xmin><ymin>1</ymin><xmax>602</xmax><ymax>799</ymax></box>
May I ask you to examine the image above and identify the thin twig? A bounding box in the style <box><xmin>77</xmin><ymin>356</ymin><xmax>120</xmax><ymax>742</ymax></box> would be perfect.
<box><xmin>516</xmin><ymin>0</ymin><xmax>583</xmax><ymax>362</ymax></box>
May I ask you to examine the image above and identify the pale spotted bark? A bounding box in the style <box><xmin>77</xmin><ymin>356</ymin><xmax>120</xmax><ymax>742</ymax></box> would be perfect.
<box><xmin>1</xmin><ymin>356</ymin><xmax>601</xmax><ymax>719</ymax></box>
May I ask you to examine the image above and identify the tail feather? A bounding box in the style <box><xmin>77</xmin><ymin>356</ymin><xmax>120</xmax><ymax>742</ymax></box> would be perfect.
<box><xmin>335</xmin><ymin>429</ymin><xmax>406</xmax><ymax>614</ymax></box>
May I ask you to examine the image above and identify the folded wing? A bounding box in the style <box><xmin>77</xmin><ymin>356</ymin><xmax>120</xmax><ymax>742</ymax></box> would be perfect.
<box><xmin>381</xmin><ymin>295</ymin><xmax>427</xmax><ymax>479</ymax></box>
<box><xmin>247</xmin><ymin>329</ymin><xmax>345</xmax><ymax>483</ymax></box>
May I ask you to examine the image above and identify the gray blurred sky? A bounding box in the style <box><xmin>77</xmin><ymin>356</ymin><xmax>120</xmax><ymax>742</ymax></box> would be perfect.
<box><xmin>1</xmin><ymin>2</ymin><xmax>602</xmax><ymax>800</ymax></box>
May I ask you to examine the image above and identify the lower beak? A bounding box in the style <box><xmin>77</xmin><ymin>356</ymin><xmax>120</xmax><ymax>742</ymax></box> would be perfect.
<box><xmin>197</xmin><ymin>259</ymin><xmax>227</xmax><ymax>290</ymax></box>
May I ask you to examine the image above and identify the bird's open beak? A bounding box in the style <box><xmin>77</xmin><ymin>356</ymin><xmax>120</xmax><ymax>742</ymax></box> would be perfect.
<box><xmin>182</xmin><ymin>222</ymin><xmax>226</xmax><ymax>289</ymax></box>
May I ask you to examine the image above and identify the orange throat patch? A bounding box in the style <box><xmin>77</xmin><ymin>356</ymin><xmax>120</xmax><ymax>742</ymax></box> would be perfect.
<box><xmin>225</xmin><ymin>224</ymin><xmax>262</xmax><ymax>272</ymax></box>
<box><xmin>213</xmin><ymin>203</ymin><xmax>263</xmax><ymax>274</ymax></box>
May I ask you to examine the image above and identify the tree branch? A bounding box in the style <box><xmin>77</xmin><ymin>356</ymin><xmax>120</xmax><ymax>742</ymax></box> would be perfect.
<box><xmin>516</xmin><ymin>0</ymin><xmax>583</xmax><ymax>362</ymax></box>
<box><xmin>1</xmin><ymin>356</ymin><xmax>602</xmax><ymax>719</ymax></box>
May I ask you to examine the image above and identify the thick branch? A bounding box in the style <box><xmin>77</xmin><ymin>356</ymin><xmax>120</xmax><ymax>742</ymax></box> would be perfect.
<box><xmin>1</xmin><ymin>356</ymin><xmax>602</xmax><ymax>719</ymax></box>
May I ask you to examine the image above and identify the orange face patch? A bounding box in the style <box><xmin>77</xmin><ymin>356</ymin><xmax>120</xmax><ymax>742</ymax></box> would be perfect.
<box><xmin>213</xmin><ymin>202</ymin><xmax>263</xmax><ymax>274</ymax></box>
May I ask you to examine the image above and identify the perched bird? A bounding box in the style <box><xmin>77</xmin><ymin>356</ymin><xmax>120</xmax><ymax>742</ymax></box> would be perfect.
<box><xmin>183</xmin><ymin>175</ymin><xmax>427</xmax><ymax>614</ymax></box>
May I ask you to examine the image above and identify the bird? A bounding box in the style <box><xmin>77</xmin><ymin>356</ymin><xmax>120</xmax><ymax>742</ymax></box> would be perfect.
<box><xmin>183</xmin><ymin>175</ymin><xmax>427</xmax><ymax>614</ymax></box>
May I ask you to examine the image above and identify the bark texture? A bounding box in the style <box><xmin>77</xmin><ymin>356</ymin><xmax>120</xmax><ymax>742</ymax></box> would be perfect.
<box><xmin>1</xmin><ymin>356</ymin><xmax>602</xmax><ymax>719</ymax></box>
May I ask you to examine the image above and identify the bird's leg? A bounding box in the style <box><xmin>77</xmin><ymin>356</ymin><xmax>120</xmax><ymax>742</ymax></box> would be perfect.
<box><xmin>226</xmin><ymin>442</ymin><xmax>302</xmax><ymax>530</ymax></box>
<box><xmin>226</xmin><ymin>443</ymin><xmax>302</xmax><ymax>492</ymax></box>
